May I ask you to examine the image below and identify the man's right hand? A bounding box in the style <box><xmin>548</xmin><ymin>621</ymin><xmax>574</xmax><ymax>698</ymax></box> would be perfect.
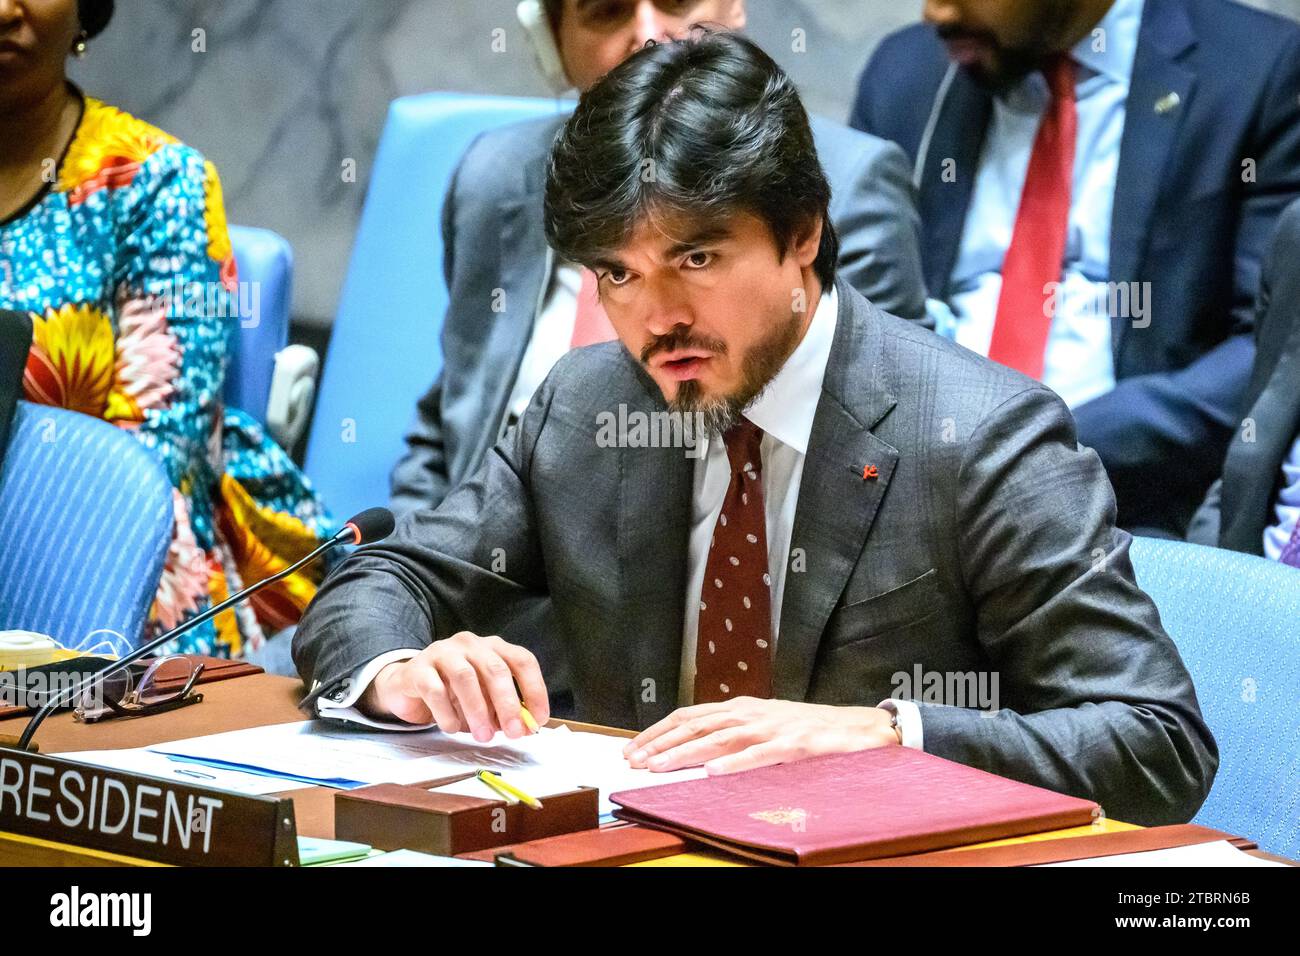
<box><xmin>360</xmin><ymin>632</ymin><xmax>550</xmax><ymax>741</ymax></box>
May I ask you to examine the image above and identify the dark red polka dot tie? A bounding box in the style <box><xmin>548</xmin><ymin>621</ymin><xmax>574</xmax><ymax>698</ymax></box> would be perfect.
<box><xmin>694</xmin><ymin>419</ymin><xmax>774</xmax><ymax>704</ymax></box>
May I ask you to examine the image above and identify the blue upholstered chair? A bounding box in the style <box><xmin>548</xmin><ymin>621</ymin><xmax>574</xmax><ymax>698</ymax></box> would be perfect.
<box><xmin>0</xmin><ymin>402</ymin><xmax>174</xmax><ymax>653</ymax></box>
<box><xmin>304</xmin><ymin>93</ymin><xmax>572</xmax><ymax>520</ymax></box>
<box><xmin>1129</xmin><ymin>536</ymin><xmax>1300</xmax><ymax>857</ymax></box>
<box><xmin>227</xmin><ymin>225</ymin><xmax>317</xmax><ymax>451</ymax></box>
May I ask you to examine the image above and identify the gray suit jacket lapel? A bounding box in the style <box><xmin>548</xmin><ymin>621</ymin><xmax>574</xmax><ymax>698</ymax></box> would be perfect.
<box><xmin>776</xmin><ymin>280</ymin><xmax>899</xmax><ymax>701</ymax></box>
<box><xmin>616</xmin><ymin>366</ymin><xmax>694</xmax><ymax>726</ymax></box>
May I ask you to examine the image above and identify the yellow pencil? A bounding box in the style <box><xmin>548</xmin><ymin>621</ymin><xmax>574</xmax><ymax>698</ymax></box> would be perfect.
<box><xmin>512</xmin><ymin>678</ymin><xmax>540</xmax><ymax>734</ymax></box>
<box><xmin>475</xmin><ymin>770</ymin><xmax>519</xmax><ymax>805</ymax></box>
<box><xmin>519</xmin><ymin>704</ymin><xmax>540</xmax><ymax>734</ymax></box>
<box><xmin>477</xmin><ymin>770</ymin><xmax>544</xmax><ymax>810</ymax></box>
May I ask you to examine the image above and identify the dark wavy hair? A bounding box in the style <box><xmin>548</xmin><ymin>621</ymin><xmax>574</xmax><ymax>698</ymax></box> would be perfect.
<box><xmin>79</xmin><ymin>0</ymin><xmax>114</xmax><ymax>39</ymax></box>
<box><xmin>543</xmin><ymin>30</ymin><xmax>838</xmax><ymax>289</ymax></box>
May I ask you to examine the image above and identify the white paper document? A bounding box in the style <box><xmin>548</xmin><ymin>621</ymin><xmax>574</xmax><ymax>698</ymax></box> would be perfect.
<box><xmin>145</xmin><ymin>720</ymin><xmax>706</xmax><ymax>814</ymax></box>
<box><xmin>1038</xmin><ymin>840</ymin><xmax>1287</xmax><ymax>867</ymax></box>
<box><xmin>56</xmin><ymin>748</ymin><xmax>314</xmax><ymax>796</ymax></box>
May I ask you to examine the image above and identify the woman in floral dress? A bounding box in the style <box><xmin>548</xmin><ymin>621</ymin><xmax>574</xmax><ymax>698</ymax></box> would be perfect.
<box><xmin>0</xmin><ymin>0</ymin><xmax>336</xmax><ymax>657</ymax></box>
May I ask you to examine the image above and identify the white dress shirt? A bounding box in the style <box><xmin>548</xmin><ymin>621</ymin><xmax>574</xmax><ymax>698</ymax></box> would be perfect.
<box><xmin>928</xmin><ymin>0</ymin><xmax>1144</xmax><ymax>410</ymax></box>
<box><xmin>320</xmin><ymin>283</ymin><xmax>922</xmax><ymax>747</ymax></box>
<box><xmin>675</xmin><ymin>287</ymin><xmax>840</xmax><ymax>705</ymax></box>
<box><xmin>504</xmin><ymin>260</ymin><xmax>583</xmax><ymax>421</ymax></box>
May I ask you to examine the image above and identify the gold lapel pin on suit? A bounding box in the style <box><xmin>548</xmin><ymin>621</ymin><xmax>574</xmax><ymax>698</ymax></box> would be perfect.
<box><xmin>1154</xmin><ymin>91</ymin><xmax>1181</xmax><ymax>116</ymax></box>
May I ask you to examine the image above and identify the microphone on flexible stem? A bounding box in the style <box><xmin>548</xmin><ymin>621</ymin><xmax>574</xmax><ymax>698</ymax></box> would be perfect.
<box><xmin>2</xmin><ymin>507</ymin><xmax>395</xmax><ymax>753</ymax></box>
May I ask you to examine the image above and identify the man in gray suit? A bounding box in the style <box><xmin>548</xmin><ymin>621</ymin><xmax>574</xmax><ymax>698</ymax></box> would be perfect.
<box><xmin>1189</xmin><ymin>199</ymin><xmax>1300</xmax><ymax>561</ymax></box>
<box><xmin>388</xmin><ymin>0</ymin><xmax>928</xmax><ymax>515</ymax></box>
<box><xmin>297</xmin><ymin>33</ymin><xmax>1215</xmax><ymax>826</ymax></box>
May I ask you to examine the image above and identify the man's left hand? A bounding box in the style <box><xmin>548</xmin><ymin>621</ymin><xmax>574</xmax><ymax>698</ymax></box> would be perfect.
<box><xmin>622</xmin><ymin>698</ymin><xmax>900</xmax><ymax>774</ymax></box>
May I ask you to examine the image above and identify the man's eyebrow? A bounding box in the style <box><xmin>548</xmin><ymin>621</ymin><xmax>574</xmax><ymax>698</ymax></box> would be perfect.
<box><xmin>575</xmin><ymin>0</ymin><xmax>625</xmax><ymax>13</ymax></box>
<box><xmin>663</xmin><ymin>226</ymin><xmax>734</xmax><ymax>258</ymax></box>
<box><xmin>583</xmin><ymin>226</ymin><xmax>733</xmax><ymax>273</ymax></box>
<box><xmin>588</xmin><ymin>255</ymin><xmax>626</xmax><ymax>273</ymax></box>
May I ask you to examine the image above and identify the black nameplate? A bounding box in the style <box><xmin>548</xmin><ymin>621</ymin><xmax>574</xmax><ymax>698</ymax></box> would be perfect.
<box><xmin>0</xmin><ymin>750</ymin><xmax>299</xmax><ymax>866</ymax></box>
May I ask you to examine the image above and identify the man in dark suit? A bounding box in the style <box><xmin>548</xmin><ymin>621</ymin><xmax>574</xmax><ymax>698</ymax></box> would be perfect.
<box><xmin>850</xmin><ymin>0</ymin><xmax>1300</xmax><ymax>537</ymax></box>
<box><xmin>1189</xmin><ymin>199</ymin><xmax>1300</xmax><ymax>560</ymax></box>
<box><xmin>296</xmin><ymin>33</ymin><xmax>1215</xmax><ymax>826</ymax></box>
<box><xmin>0</xmin><ymin>310</ymin><xmax>32</xmax><ymax>473</ymax></box>
<box><xmin>388</xmin><ymin>0</ymin><xmax>929</xmax><ymax>516</ymax></box>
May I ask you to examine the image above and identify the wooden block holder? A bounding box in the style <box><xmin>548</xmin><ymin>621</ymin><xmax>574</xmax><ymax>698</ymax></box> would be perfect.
<box><xmin>334</xmin><ymin>773</ymin><xmax>599</xmax><ymax>857</ymax></box>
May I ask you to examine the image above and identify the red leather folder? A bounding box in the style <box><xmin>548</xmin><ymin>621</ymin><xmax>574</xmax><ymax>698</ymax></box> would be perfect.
<box><xmin>610</xmin><ymin>746</ymin><xmax>1101</xmax><ymax>866</ymax></box>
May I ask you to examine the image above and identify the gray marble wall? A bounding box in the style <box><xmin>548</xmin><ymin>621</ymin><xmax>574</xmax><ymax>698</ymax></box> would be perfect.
<box><xmin>70</xmin><ymin>0</ymin><xmax>1300</xmax><ymax>329</ymax></box>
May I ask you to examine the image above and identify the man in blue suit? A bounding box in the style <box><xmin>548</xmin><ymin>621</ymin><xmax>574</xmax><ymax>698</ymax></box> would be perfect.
<box><xmin>851</xmin><ymin>0</ymin><xmax>1300</xmax><ymax>536</ymax></box>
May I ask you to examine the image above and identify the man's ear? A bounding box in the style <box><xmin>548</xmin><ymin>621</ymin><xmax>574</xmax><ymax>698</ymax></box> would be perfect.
<box><xmin>517</xmin><ymin>0</ymin><xmax>573</xmax><ymax>93</ymax></box>
<box><xmin>793</xmin><ymin>215</ymin><xmax>823</xmax><ymax>268</ymax></box>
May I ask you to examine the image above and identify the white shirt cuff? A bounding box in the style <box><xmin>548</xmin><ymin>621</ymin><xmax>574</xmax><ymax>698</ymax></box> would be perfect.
<box><xmin>877</xmin><ymin>697</ymin><xmax>924</xmax><ymax>750</ymax></box>
<box><xmin>316</xmin><ymin>649</ymin><xmax>435</xmax><ymax>731</ymax></box>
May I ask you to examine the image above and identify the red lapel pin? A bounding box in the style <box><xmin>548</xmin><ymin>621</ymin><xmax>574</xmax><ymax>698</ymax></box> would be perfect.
<box><xmin>862</xmin><ymin>464</ymin><xmax>879</xmax><ymax>481</ymax></box>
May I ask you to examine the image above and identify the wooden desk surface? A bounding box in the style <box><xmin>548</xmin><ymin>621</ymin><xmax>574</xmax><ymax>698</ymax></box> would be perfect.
<box><xmin>0</xmin><ymin>672</ymin><xmax>308</xmax><ymax>751</ymax></box>
<box><xmin>0</xmin><ymin>673</ymin><xmax>634</xmax><ymax>842</ymax></box>
<box><xmin>1</xmin><ymin>673</ymin><xmax>1286</xmax><ymax>866</ymax></box>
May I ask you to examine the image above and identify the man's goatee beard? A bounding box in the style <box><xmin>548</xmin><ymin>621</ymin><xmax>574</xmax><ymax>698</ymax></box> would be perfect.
<box><xmin>669</xmin><ymin>383</ymin><xmax>745</xmax><ymax>437</ymax></box>
<box><xmin>665</xmin><ymin>305</ymin><xmax>804</xmax><ymax>438</ymax></box>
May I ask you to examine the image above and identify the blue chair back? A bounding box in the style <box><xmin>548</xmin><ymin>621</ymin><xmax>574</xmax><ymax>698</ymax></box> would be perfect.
<box><xmin>1129</xmin><ymin>536</ymin><xmax>1300</xmax><ymax>857</ymax></box>
<box><xmin>0</xmin><ymin>402</ymin><xmax>174</xmax><ymax>653</ymax></box>
<box><xmin>305</xmin><ymin>93</ymin><xmax>572</xmax><ymax>520</ymax></box>
<box><xmin>227</xmin><ymin>225</ymin><xmax>293</xmax><ymax>423</ymax></box>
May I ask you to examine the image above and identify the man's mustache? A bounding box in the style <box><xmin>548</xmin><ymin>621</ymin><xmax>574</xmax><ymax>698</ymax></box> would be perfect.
<box><xmin>935</xmin><ymin>23</ymin><xmax>999</xmax><ymax>47</ymax></box>
<box><xmin>640</xmin><ymin>329</ymin><xmax>728</xmax><ymax>365</ymax></box>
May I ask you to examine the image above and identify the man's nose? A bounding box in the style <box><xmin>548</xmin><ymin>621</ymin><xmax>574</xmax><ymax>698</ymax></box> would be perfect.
<box><xmin>923</xmin><ymin>0</ymin><xmax>963</xmax><ymax>29</ymax></box>
<box><xmin>631</xmin><ymin>0</ymin><xmax>683</xmax><ymax>49</ymax></box>
<box><xmin>643</xmin><ymin>294</ymin><xmax>695</xmax><ymax>340</ymax></box>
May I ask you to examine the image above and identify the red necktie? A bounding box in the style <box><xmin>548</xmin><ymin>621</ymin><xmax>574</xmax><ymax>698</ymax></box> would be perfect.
<box><xmin>694</xmin><ymin>420</ymin><xmax>774</xmax><ymax>704</ymax></box>
<box><xmin>987</xmin><ymin>55</ymin><xmax>1077</xmax><ymax>380</ymax></box>
<box><xmin>570</xmin><ymin>268</ymin><xmax>617</xmax><ymax>348</ymax></box>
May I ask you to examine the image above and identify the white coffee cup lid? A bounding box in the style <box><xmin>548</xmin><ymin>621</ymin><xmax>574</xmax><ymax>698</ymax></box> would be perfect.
<box><xmin>0</xmin><ymin>631</ymin><xmax>57</xmax><ymax>650</ymax></box>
